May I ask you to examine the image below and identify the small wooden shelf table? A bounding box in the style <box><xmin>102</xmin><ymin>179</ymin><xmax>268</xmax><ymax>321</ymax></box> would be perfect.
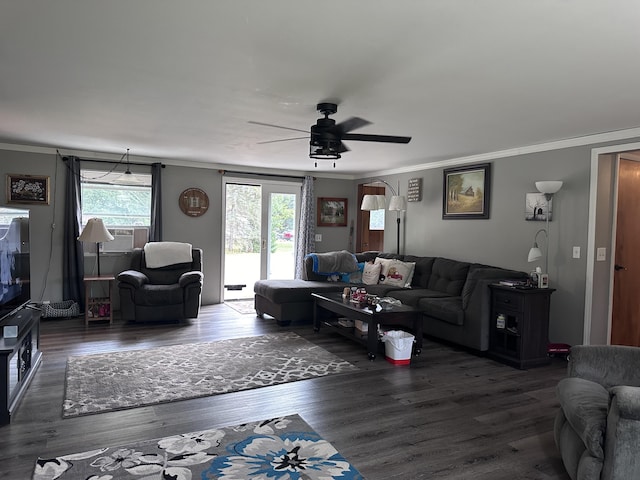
<box><xmin>84</xmin><ymin>275</ymin><xmax>115</xmax><ymax>325</ymax></box>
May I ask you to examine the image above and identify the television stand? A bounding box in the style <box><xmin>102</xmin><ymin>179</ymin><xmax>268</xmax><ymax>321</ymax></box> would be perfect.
<box><xmin>0</xmin><ymin>305</ymin><xmax>42</xmax><ymax>425</ymax></box>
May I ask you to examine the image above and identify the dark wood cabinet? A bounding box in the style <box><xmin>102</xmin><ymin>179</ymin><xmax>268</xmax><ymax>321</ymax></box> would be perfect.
<box><xmin>1</xmin><ymin>307</ymin><xmax>42</xmax><ymax>425</ymax></box>
<box><xmin>488</xmin><ymin>284</ymin><xmax>554</xmax><ymax>369</ymax></box>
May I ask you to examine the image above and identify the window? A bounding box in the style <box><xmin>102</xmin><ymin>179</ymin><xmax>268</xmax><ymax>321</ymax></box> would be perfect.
<box><xmin>81</xmin><ymin>169</ymin><xmax>152</xmax><ymax>250</ymax></box>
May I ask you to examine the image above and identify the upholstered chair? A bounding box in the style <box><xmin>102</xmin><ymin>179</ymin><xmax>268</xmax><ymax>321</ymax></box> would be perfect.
<box><xmin>117</xmin><ymin>244</ymin><xmax>203</xmax><ymax>322</ymax></box>
<box><xmin>554</xmin><ymin>345</ymin><xmax>640</xmax><ymax>480</ymax></box>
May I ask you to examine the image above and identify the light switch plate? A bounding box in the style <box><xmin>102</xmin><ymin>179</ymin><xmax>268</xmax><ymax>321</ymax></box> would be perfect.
<box><xmin>314</xmin><ymin>234</ymin><xmax>322</xmax><ymax>242</ymax></box>
<box><xmin>572</xmin><ymin>246</ymin><xmax>581</xmax><ymax>259</ymax></box>
<box><xmin>596</xmin><ymin>247</ymin><xmax>606</xmax><ymax>261</ymax></box>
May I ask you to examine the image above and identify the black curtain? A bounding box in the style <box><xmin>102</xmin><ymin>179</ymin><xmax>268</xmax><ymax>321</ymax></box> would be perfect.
<box><xmin>62</xmin><ymin>156</ymin><xmax>85</xmax><ymax>310</ymax></box>
<box><xmin>149</xmin><ymin>162</ymin><xmax>162</xmax><ymax>242</ymax></box>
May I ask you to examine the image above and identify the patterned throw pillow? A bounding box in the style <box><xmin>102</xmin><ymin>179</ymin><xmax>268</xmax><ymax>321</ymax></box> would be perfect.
<box><xmin>362</xmin><ymin>261</ymin><xmax>382</xmax><ymax>285</ymax></box>
<box><xmin>375</xmin><ymin>258</ymin><xmax>416</xmax><ymax>288</ymax></box>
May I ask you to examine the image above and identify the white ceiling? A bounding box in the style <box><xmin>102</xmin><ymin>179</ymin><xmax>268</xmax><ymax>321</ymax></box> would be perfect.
<box><xmin>2</xmin><ymin>1</ymin><xmax>640</xmax><ymax>176</ymax></box>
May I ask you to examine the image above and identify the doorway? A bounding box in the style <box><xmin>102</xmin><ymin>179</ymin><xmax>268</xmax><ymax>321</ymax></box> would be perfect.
<box><xmin>611</xmin><ymin>156</ymin><xmax>640</xmax><ymax>346</ymax></box>
<box><xmin>223</xmin><ymin>178</ymin><xmax>300</xmax><ymax>301</ymax></box>
<box><xmin>356</xmin><ymin>183</ymin><xmax>385</xmax><ymax>252</ymax></box>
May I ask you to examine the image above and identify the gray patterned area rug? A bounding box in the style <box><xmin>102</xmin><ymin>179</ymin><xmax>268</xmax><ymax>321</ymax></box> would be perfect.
<box><xmin>63</xmin><ymin>332</ymin><xmax>357</xmax><ymax>418</ymax></box>
<box><xmin>34</xmin><ymin>414</ymin><xmax>365</xmax><ymax>479</ymax></box>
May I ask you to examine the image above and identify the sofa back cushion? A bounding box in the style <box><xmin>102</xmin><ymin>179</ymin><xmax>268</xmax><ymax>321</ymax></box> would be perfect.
<box><xmin>461</xmin><ymin>264</ymin><xmax>528</xmax><ymax>309</ymax></box>
<box><xmin>404</xmin><ymin>255</ymin><xmax>435</xmax><ymax>288</ymax></box>
<box><xmin>427</xmin><ymin>258</ymin><xmax>470</xmax><ymax>295</ymax></box>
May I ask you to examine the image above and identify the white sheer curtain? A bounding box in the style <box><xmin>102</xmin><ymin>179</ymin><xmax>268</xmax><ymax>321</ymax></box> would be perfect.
<box><xmin>295</xmin><ymin>175</ymin><xmax>315</xmax><ymax>279</ymax></box>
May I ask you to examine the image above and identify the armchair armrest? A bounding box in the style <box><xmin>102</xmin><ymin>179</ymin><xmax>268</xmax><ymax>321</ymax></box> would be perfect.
<box><xmin>117</xmin><ymin>270</ymin><xmax>149</xmax><ymax>289</ymax></box>
<box><xmin>568</xmin><ymin>345</ymin><xmax>640</xmax><ymax>389</ymax></box>
<box><xmin>609</xmin><ymin>386</ymin><xmax>640</xmax><ymax>421</ymax></box>
<box><xmin>179</xmin><ymin>271</ymin><xmax>203</xmax><ymax>288</ymax></box>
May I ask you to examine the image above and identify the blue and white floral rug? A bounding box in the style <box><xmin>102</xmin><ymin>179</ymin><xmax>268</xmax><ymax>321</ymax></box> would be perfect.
<box><xmin>63</xmin><ymin>332</ymin><xmax>357</xmax><ymax>418</ymax></box>
<box><xmin>33</xmin><ymin>414</ymin><xmax>365</xmax><ymax>479</ymax></box>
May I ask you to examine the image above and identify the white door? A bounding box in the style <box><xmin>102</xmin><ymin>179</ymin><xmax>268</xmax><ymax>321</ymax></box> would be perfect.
<box><xmin>223</xmin><ymin>178</ymin><xmax>300</xmax><ymax>301</ymax></box>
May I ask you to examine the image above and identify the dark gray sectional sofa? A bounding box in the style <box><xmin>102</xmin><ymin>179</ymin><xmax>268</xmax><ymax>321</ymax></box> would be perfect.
<box><xmin>254</xmin><ymin>252</ymin><xmax>528</xmax><ymax>352</ymax></box>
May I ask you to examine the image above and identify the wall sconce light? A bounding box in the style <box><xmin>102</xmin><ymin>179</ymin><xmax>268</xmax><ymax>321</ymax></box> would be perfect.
<box><xmin>360</xmin><ymin>180</ymin><xmax>407</xmax><ymax>255</ymax></box>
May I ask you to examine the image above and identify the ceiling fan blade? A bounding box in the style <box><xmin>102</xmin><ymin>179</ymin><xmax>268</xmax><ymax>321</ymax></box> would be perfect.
<box><xmin>257</xmin><ymin>136</ymin><xmax>308</xmax><ymax>144</ymax></box>
<box><xmin>338</xmin><ymin>142</ymin><xmax>350</xmax><ymax>153</ymax></box>
<box><xmin>335</xmin><ymin>117</ymin><xmax>371</xmax><ymax>134</ymax></box>
<box><xmin>248</xmin><ymin>121</ymin><xmax>309</xmax><ymax>134</ymax></box>
<box><xmin>341</xmin><ymin>133</ymin><xmax>411</xmax><ymax>144</ymax></box>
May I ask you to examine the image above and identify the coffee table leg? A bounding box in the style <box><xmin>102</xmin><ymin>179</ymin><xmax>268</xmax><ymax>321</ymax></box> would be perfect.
<box><xmin>313</xmin><ymin>300</ymin><xmax>320</xmax><ymax>332</ymax></box>
<box><xmin>367</xmin><ymin>322</ymin><xmax>377</xmax><ymax>360</ymax></box>
<box><xmin>414</xmin><ymin>314</ymin><xmax>422</xmax><ymax>355</ymax></box>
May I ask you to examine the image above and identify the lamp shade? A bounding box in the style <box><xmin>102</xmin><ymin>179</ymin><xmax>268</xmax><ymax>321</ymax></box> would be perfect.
<box><xmin>528</xmin><ymin>246</ymin><xmax>543</xmax><ymax>262</ymax></box>
<box><xmin>535</xmin><ymin>181</ymin><xmax>563</xmax><ymax>195</ymax></box>
<box><xmin>388</xmin><ymin>195</ymin><xmax>407</xmax><ymax>212</ymax></box>
<box><xmin>78</xmin><ymin>218</ymin><xmax>114</xmax><ymax>243</ymax></box>
<box><xmin>361</xmin><ymin>194</ymin><xmax>386</xmax><ymax>211</ymax></box>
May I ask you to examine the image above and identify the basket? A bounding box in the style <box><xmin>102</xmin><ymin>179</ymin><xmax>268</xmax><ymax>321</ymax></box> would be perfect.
<box><xmin>42</xmin><ymin>300</ymin><xmax>80</xmax><ymax>318</ymax></box>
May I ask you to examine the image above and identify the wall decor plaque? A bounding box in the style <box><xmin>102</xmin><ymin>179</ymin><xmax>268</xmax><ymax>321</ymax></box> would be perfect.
<box><xmin>179</xmin><ymin>188</ymin><xmax>209</xmax><ymax>217</ymax></box>
<box><xmin>407</xmin><ymin>178</ymin><xmax>422</xmax><ymax>202</ymax></box>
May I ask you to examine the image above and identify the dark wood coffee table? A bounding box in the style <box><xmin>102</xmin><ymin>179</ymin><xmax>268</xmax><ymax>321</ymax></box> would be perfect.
<box><xmin>312</xmin><ymin>292</ymin><xmax>422</xmax><ymax>360</ymax></box>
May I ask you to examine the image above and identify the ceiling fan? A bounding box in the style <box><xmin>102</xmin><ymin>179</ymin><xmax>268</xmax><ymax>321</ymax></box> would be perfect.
<box><xmin>249</xmin><ymin>102</ymin><xmax>411</xmax><ymax>167</ymax></box>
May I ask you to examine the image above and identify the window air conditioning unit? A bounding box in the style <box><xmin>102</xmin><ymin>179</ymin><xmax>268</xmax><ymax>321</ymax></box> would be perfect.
<box><xmin>100</xmin><ymin>228</ymin><xmax>134</xmax><ymax>252</ymax></box>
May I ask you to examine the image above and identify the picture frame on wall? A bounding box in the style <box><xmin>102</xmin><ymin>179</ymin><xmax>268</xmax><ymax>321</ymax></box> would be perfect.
<box><xmin>442</xmin><ymin>163</ymin><xmax>491</xmax><ymax>219</ymax></box>
<box><xmin>317</xmin><ymin>197</ymin><xmax>348</xmax><ymax>227</ymax></box>
<box><xmin>525</xmin><ymin>192</ymin><xmax>552</xmax><ymax>221</ymax></box>
<box><xmin>6</xmin><ymin>174</ymin><xmax>50</xmax><ymax>205</ymax></box>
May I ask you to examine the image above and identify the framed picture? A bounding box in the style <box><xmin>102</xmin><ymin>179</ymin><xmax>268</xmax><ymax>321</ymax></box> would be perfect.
<box><xmin>317</xmin><ymin>197</ymin><xmax>348</xmax><ymax>227</ymax></box>
<box><xmin>6</xmin><ymin>174</ymin><xmax>50</xmax><ymax>205</ymax></box>
<box><xmin>525</xmin><ymin>193</ymin><xmax>552</xmax><ymax>221</ymax></box>
<box><xmin>442</xmin><ymin>163</ymin><xmax>491</xmax><ymax>219</ymax></box>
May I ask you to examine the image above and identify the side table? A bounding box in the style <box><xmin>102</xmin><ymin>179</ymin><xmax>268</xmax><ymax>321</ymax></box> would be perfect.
<box><xmin>488</xmin><ymin>284</ymin><xmax>554</xmax><ymax>369</ymax></box>
<box><xmin>84</xmin><ymin>275</ymin><xmax>115</xmax><ymax>325</ymax></box>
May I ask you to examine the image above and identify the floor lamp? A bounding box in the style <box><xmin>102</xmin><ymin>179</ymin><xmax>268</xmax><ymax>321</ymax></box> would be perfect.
<box><xmin>78</xmin><ymin>218</ymin><xmax>114</xmax><ymax>276</ymax></box>
<box><xmin>527</xmin><ymin>181</ymin><xmax>562</xmax><ymax>286</ymax></box>
<box><xmin>361</xmin><ymin>180</ymin><xmax>407</xmax><ymax>255</ymax></box>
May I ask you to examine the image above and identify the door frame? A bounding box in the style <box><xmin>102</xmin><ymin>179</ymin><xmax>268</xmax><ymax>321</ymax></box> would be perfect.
<box><xmin>585</xmin><ymin>141</ymin><xmax>640</xmax><ymax>344</ymax></box>
<box><xmin>221</xmin><ymin>176</ymin><xmax>301</xmax><ymax>301</ymax></box>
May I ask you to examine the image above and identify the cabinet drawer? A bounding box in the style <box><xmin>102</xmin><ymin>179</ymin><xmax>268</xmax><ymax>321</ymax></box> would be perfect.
<box><xmin>492</xmin><ymin>291</ymin><xmax>524</xmax><ymax>311</ymax></box>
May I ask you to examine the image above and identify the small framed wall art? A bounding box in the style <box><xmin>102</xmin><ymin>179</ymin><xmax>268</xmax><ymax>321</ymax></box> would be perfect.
<box><xmin>317</xmin><ymin>197</ymin><xmax>348</xmax><ymax>227</ymax></box>
<box><xmin>6</xmin><ymin>174</ymin><xmax>50</xmax><ymax>205</ymax></box>
<box><xmin>442</xmin><ymin>163</ymin><xmax>491</xmax><ymax>219</ymax></box>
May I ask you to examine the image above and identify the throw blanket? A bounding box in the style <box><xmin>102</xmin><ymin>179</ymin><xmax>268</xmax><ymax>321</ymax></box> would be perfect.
<box><xmin>144</xmin><ymin>242</ymin><xmax>192</xmax><ymax>268</ymax></box>
<box><xmin>308</xmin><ymin>250</ymin><xmax>358</xmax><ymax>275</ymax></box>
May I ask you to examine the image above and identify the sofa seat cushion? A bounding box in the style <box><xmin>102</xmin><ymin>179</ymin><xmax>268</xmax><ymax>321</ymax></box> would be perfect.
<box><xmin>427</xmin><ymin>258</ymin><xmax>470</xmax><ymax>296</ymax></box>
<box><xmin>389</xmin><ymin>289</ymin><xmax>450</xmax><ymax>307</ymax></box>
<box><xmin>136</xmin><ymin>284</ymin><xmax>184</xmax><ymax>306</ymax></box>
<box><xmin>557</xmin><ymin>377</ymin><xmax>609</xmax><ymax>460</ymax></box>
<box><xmin>418</xmin><ymin>296</ymin><xmax>464</xmax><ymax>325</ymax></box>
<box><xmin>254</xmin><ymin>279</ymin><xmax>344</xmax><ymax>303</ymax></box>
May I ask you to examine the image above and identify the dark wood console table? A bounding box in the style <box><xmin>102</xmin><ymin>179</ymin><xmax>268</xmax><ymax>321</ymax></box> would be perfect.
<box><xmin>1</xmin><ymin>306</ymin><xmax>42</xmax><ymax>425</ymax></box>
<box><xmin>312</xmin><ymin>292</ymin><xmax>422</xmax><ymax>360</ymax></box>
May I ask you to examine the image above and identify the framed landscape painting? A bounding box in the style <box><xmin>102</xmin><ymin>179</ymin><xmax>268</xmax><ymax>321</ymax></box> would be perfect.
<box><xmin>442</xmin><ymin>163</ymin><xmax>491</xmax><ymax>219</ymax></box>
<box><xmin>6</xmin><ymin>174</ymin><xmax>50</xmax><ymax>205</ymax></box>
<box><xmin>317</xmin><ymin>197</ymin><xmax>348</xmax><ymax>226</ymax></box>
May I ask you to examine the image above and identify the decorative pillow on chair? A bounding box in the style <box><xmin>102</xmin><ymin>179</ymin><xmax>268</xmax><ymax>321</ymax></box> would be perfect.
<box><xmin>362</xmin><ymin>262</ymin><xmax>382</xmax><ymax>285</ymax></box>
<box><xmin>376</xmin><ymin>258</ymin><xmax>416</xmax><ymax>288</ymax></box>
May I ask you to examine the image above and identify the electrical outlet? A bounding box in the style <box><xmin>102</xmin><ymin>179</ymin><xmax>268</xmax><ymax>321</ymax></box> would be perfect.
<box><xmin>596</xmin><ymin>247</ymin><xmax>606</xmax><ymax>261</ymax></box>
<box><xmin>572</xmin><ymin>246</ymin><xmax>580</xmax><ymax>259</ymax></box>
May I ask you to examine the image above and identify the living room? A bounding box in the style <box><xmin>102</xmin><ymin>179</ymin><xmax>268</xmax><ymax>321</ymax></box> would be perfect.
<box><xmin>2</xmin><ymin>2</ymin><xmax>640</xmax><ymax>479</ymax></box>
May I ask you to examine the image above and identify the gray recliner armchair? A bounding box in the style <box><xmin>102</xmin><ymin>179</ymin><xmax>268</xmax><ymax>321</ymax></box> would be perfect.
<box><xmin>117</xmin><ymin>245</ymin><xmax>203</xmax><ymax>322</ymax></box>
<box><xmin>554</xmin><ymin>345</ymin><xmax>640</xmax><ymax>480</ymax></box>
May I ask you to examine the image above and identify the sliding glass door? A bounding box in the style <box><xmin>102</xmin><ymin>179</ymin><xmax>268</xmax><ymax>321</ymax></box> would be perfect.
<box><xmin>223</xmin><ymin>178</ymin><xmax>300</xmax><ymax>301</ymax></box>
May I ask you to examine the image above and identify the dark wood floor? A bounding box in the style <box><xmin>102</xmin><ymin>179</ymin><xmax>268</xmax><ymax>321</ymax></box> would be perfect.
<box><xmin>0</xmin><ymin>304</ymin><xmax>571</xmax><ymax>479</ymax></box>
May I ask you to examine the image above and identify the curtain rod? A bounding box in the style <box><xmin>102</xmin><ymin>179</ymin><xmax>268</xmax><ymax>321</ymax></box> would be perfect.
<box><xmin>219</xmin><ymin>169</ymin><xmax>312</xmax><ymax>180</ymax></box>
<box><xmin>62</xmin><ymin>155</ymin><xmax>165</xmax><ymax>168</ymax></box>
